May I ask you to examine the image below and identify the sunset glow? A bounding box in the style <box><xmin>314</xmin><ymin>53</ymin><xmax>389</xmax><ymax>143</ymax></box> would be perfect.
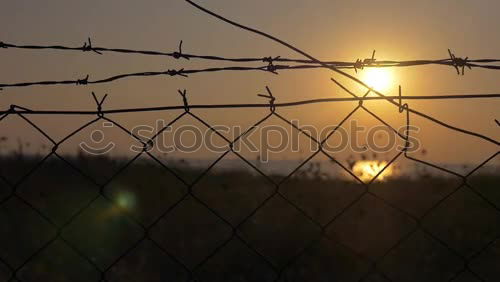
<box><xmin>352</xmin><ymin>160</ymin><xmax>393</xmax><ymax>182</ymax></box>
<box><xmin>361</xmin><ymin>68</ymin><xmax>393</xmax><ymax>92</ymax></box>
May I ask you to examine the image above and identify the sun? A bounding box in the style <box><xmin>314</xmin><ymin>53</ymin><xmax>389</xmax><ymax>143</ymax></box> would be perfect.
<box><xmin>361</xmin><ymin>68</ymin><xmax>393</xmax><ymax>92</ymax></box>
<box><xmin>352</xmin><ymin>160</ymin><xmax>393</xmax><ymax>182</ymax></box>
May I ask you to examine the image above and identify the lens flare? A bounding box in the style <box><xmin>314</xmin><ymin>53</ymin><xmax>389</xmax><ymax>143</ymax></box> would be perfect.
<box><xmin>97</xmin><ymin>190</ymin><xmax>137</xmax><ymax>221</ymax></box>
<box><xmin>352</xmin><ymin>160</ymin><xmax>393</xmax><ymax>182</ymax></box>
<box><xmin>116</xmin><ymin>191</ymin><xmax>136</xmax><ymax>210</ymax></box>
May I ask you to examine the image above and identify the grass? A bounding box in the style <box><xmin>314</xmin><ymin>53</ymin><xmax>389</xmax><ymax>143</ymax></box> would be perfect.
<box><xmin>0</xmin><ymin>153</ymin><xmax>499</xmax><ymax>282</ymax></box>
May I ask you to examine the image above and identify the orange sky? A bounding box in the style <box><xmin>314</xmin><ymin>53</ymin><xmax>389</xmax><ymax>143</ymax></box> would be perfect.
<box><xmin>0</xmin><ymin>0</ymin><xmax>499</xmax><ymax>168</ymax></box>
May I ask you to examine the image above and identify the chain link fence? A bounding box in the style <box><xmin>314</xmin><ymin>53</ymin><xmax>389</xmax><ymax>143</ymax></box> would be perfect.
<box><xmin>1</xmin><ymin>1</ymin><xmax>500</xmax><ymax>281</ymax></box>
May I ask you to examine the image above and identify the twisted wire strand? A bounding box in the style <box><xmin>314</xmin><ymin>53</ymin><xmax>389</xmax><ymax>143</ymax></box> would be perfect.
<box><xmin>1</xmin><ymin>41</ymin><xmax>499</xmax><ymax>70</ymax></box>
<box><xmin>2</xmin><ymin>61</ymin><xmax>499</xmax><ymax>90</ymax></box>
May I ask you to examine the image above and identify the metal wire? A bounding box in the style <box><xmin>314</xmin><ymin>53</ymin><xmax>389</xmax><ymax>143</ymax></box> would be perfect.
<box><xmin>1</xmin><ymin>40</ymin><xmax>500</xmax><ymax>89</ymax></box>
<box><xmin>0</xmin><ymin>1</ymin><xmax>499</xmax><ymax>281</ymax></box>
<box><xmin>1</xmin><ymin>40</ymin><xmax>499</xmax><ymax>70</ymax></box>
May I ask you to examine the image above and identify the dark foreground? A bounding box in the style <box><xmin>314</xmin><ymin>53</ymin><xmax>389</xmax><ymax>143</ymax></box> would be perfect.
<box><xmin>0</xmin><ymin>155</ymin><xmax>499</xmax><ymax>282</ymax></box>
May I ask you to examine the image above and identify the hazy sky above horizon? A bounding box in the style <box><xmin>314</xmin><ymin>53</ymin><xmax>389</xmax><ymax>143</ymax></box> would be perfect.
<box><xmin>0</xmin><ymin>0</ymin><xmax>499</xmax><ymax>169</ymax></box>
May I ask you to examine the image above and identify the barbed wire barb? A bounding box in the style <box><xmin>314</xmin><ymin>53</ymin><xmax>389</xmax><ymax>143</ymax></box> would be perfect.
<box><xmin>76</xmin><ymin>74</ymin><xmax>89</xmax><ymax>85</ymax></box>
<box><xmin>257</xmin><ymin>86</ymin><xmax>276</xmax><ymax>112</ymax></box>
<box><xmin>178</xmin><ymin>89</ymin><xmax>190</xmax><ymax>112</ymax></box>
<box><xmin>353</xmin><ymin>50</ymin><xmax>377</xmax><ymax>73</ymax></box>
<box><xmin>398</xmin><ymin>85</ymin><xmax>406</xmax><ymax>113</ymax></box>
<box><xmin>263</xmin><ymin>56</ymin><xmax>282</xmax><ymax>74</ymax></box>
<box><xmin>172</xmin><ymin>40</ymin><xmax>190</xmax><ymax>60</ymax></box>
<box><xmin>448</xmin><ymin>48</ymin><xmax>471</xmax><ymax>75</ymax></box>
<box><xmin>82</xmin><ymin>37</ymin><xmax>102</xmax><ymax>55</ymax></box>
<box><xmin>363</xmin><ymin>49</ymin><xmax>377</xmax><ymax>67</ymax></box>
<box><xmin>168</xmin><ymin>68</ymin><xmax>188</xmax><ymax>77</ymax></box>
<box><xmin>90</xmin><ymin>91</ymin><xmax>108</xmax><ymax>117</ymax></box>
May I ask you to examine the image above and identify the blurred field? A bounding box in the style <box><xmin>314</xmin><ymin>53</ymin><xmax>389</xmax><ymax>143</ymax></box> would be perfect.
<box><xmin>0</xmin><ymin>153</ymin><xmax>499</xmax><ymax>282</ymax></box>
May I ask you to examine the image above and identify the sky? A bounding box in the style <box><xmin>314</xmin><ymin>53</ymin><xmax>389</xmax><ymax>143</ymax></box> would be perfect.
<box><xmin>0</xmin><ymin>0</ymin><xmax>499</xmax><ymax>169</ymax></box>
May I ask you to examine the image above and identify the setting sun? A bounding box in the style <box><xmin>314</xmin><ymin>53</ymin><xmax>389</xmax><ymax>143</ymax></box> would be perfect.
<box><xmin>361</xmin><ymin>68</ymin><xmax>393</xmax><ymax>92</ymax></box>
<box><xmin>352</xmin><ymin>160</ymin><xmax>393</xmax><ymax>182</ymax></box>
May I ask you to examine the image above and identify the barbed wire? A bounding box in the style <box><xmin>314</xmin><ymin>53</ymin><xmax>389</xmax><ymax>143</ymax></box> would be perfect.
<box><xmin>2</xmin><ymin>39</ymin><xmax>500</xmax><ymax>71</ymax></box>
<box><xmin>1</xmin><ymin>84</ymin><xmax>498</xmax><ymax>282</ymax></box>
<box><xmin>1</xmin><ymin>92</ymin><xmax>499</xmax><ymax>114</ymax></box>
<box><xmin>0</xmin><ymin>1</ymin><xmax>499</xmax><ymax>281</ymax></box>
<box><xmin>1</xmin><ymin>47</ymin><xmax>500</xmax><ymax>90</ymax></box>
<box><xmin>1</xmin><ymin>91</ymin><xmax>499</xmax><ymax>148</ymax></box>
<box><xmin>1</xmin><ymin>59</ymin><xmax>499</xmax><ymax>91</ymax></box>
